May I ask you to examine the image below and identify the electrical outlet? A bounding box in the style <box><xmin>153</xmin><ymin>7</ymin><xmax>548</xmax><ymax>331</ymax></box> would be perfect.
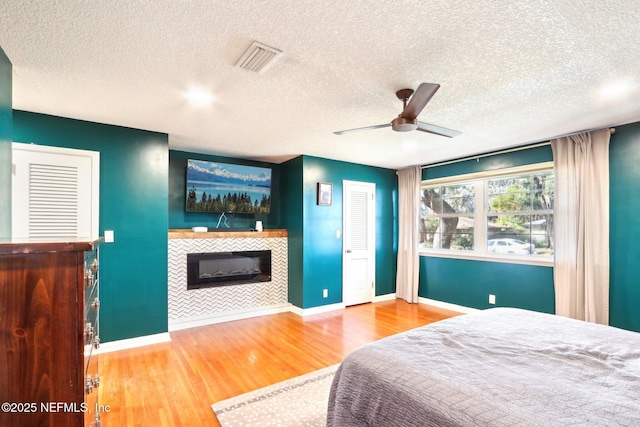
<box><xmin>489</xmin><ymin>294</ymin><xmax>496</xmax><ymax>305</ymax></box>
<box><xmin>323</xmin><ymin>289</ymin><xmax>328</xmax><ymax>298</ymax></box>
<box><xmin>105</xmin><ymin>230</ymin><xmax>114</xmax><ymax>243</ymax></box>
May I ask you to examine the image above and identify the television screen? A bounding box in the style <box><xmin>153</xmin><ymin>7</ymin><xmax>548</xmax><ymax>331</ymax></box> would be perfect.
<box><xmin>186</xmin><ymin>159</ymin><xmax>272</xmax><ymax>213</ymax></box>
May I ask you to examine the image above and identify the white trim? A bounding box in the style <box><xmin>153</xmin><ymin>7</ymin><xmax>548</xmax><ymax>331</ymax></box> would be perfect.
<box><xmin>419</xmin><ymin>251</ymin><xmax>554</xmax><ymax>267</ymax></box>
<box><xmin>12</xmin><ymin>142</ymin><xmax>100</xmax><ymax>240</ymax></box>
<box><xmin>289</xmin><ymin>302</ymin><xmax>346</xmax><ymax>316</ymax></box>
<box><xmin>169</xmin><ymin>303</ymin><xmax>292</xmax><ymax>331</ymax></box>
<box><xmin>96</xmin><ymin>332</ymin><xmax>172</xmax><ymax>354</ymax></box>
<box><xmin>373</xmin><ymin>293</ymin><xmax>397</xmax><ymax>302</ymax></box>
<box><xmin>418</xmin><ymin>297</ymin><xmax>479</xmax><ymax>314</ymax></box>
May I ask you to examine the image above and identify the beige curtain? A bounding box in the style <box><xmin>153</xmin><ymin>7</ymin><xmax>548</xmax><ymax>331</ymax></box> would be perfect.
<box><xmin>551</xmin><ymin>129</ymin><xmax>610</xmax><ymax>324</ymax></box>
<box><xmin>396</xmin><ymin>166</ymin><xmax>421</xmax><ymax>303</ymax></box>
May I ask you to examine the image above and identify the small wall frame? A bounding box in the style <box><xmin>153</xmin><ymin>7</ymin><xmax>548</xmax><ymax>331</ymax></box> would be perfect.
<box><xmin>317</xmin><ymin>182</ymin><xmax>332</xmax><ymax>206</ymax></box>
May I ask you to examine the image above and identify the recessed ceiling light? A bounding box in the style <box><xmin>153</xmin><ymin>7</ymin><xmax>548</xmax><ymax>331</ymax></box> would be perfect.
<box><xmin>598</xmin><ymin>78</ymin><xmax>637</xmax><ymax>102</ymax></box>
<box><xmin>185</xmin><ymin>86</ymin><xmax>214</xmax><ymax>107</ymax></box>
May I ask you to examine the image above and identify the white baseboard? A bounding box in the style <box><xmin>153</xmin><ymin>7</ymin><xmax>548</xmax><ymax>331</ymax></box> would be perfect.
<box><xmin>290</xmin><ymin>294</ymin><xmax>397</xmax><ymax>316</ymax></box>
<box><xmin>289</xmin><ymin>302</ymin><xmax>346</xmax><ymax>316</ymax></box>
<box><xmin>168</xmin><ymin>303</ymin><xmax>292</xmax><ymax>331</ymax></box>
<box><xmin>97</xmin><ymin>332</ymin><xmax>172</xmax><ymax>354</ymax></box>
<box><xmin>373</xmin><ymin>293</ymin><xmax>396</xmax><ymax>302</ymax></box>
<box><xmin>418</xmin><ymin>297</ymin><xmax>478</xmax><ymax>314</ymax></box>
<box><xmin>101</xmin><ymin>298</ymin><xmax>474</xmax><ymax>354</ymax></box>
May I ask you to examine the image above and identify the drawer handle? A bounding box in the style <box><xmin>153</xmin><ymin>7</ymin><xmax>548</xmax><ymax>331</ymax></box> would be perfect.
<box><xmin>84</xmin><ymin>323</ymin><xmax>94</xmax><ymax>343</ymax></box>
<box><xmin>85</xmin><ymin>374</ymin><xmax>101</xmax><ymax>395</ymax></box>
<box><xmin>86</xmin><ymin>375</ymin><xmax>94</xmax><ymax>394</ymax></box>
<box><xmin>84</xmin><ymin>270</ymin><xmax>94</xmax><ymax>288</ymax></box>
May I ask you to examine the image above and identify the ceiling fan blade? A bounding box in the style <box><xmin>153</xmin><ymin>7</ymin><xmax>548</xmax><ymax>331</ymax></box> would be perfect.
<box><xmin>416</xmin><ymin>121</ymin><xmax>462</xmax><ymax>138</ymax></box>
<box><xmin>333</xmin><ymin>123</ymin><xmax>391</xmax><ymax>135</ymax></box>
<box><xmin>401</xmin><ymin>83</ymin><xmax>440</xmax><ymax>119</ymax></box>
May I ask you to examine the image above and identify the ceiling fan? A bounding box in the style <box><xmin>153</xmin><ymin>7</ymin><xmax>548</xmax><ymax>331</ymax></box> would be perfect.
<box><xmin>333</xmin><ymin>83</ymin><xmax>461</xmax><ymax>138</ymax></box>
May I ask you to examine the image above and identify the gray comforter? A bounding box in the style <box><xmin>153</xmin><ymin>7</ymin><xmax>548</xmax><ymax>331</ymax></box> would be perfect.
<box><xmin>327</xmin><ymin>308</ymin><xmax>640</xmax><ymax>426</ymax></box>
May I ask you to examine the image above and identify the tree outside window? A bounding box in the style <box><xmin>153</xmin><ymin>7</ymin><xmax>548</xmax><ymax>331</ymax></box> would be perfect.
<box><xmin>421</xmin><ymin>182</ymin><xmax>475</xmax><ymax>251</ymax></box>
<box><xmin>487</xmin><ymin>171</ymin><xmax>554</xmax><ymax>255</ymax></box>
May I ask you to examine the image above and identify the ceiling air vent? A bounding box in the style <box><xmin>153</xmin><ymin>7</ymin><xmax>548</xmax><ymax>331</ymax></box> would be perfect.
<box><xmin>235</xmin><ymin>41</ymin><xmax>283</xmax><ymax>74</ymax></box>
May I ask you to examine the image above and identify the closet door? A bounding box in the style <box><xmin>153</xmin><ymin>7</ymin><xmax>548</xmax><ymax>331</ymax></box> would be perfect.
<box><xmin>342</xmin><ymin>180</ymin><xmax>376</xmax><ymax>306</ymax></box>
<box><xmin>12</xmin><ymin>143</ymin><xmax>99</xmax><ymax>241</ymax></box>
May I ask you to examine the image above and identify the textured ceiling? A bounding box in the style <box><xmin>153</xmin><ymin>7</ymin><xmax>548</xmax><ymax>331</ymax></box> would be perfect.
<box><xmin>1</xmin><ymin>1</ymin><xmax>639</xmax><ymax>169</ymax></box>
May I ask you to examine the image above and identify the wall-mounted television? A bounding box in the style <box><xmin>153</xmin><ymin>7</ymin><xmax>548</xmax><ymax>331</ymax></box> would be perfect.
<box><xmin>186</xmin><ymin>159</ymin><xmax>272</xmax><ymax>214</ymax></box>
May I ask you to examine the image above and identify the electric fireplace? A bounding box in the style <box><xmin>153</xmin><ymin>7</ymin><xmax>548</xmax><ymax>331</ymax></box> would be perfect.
<box><xmin>186</xmin><ymin>250</ymin><xmax>271</xmax><ymax>290</ymax></box>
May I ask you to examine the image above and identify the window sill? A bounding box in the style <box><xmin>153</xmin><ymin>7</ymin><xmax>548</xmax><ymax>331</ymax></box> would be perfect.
<box><xmin>419</xmin><ymin>249</ymin><xmax>554</xmax><ymax>267</ymax></box>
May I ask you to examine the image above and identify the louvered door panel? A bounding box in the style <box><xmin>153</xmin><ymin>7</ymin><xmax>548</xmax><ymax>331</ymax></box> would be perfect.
<box><xmin>29</xmin><ymin>163</ymin><xmax>79</xmax><ymax>239</ymax></box>
<box><xmin>348</xmin><ymin>190</ymin><xmax>369</xmax><ymax>251</ymax></box>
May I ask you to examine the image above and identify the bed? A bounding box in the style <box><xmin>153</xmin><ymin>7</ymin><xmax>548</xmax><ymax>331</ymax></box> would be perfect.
<box><xmin>327</xmin><ymin>308</ymin><xmax>640</xmax><ymax>427</ymax></box>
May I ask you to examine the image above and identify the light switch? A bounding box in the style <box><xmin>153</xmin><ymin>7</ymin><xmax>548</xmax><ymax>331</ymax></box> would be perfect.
<box><xmin>336</xmin><ymin>230</ymin><xmax>341</xmax><ymax>238</ymax></box>
<box><xmin>105</xmin><ymin>230</ymin><xmax>114</xmax><ymax>243</ymax></box>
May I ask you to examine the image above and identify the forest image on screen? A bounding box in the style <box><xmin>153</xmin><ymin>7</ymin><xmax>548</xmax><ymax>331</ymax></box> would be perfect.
<box><xmin>186</xmin><ymin>159</ymin><xmax>272</xmax><ymax>213</ymax></box>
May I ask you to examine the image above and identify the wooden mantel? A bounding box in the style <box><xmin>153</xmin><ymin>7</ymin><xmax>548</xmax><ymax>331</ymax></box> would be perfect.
<box><xmin>168</xmin><ymin>229</ymin><xmax>287</xmax><ymax>239</ymax></box>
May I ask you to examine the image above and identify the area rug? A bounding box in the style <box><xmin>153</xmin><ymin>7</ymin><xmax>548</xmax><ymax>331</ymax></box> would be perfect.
<box><xmin>211</xmin><ymin>364</ymin><xmax>338</xmax><ymax>426</ymax></box>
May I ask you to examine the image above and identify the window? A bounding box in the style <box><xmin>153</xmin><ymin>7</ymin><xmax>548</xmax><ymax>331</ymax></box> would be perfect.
<box><xmin>421</xmin><ymin>182</ymin><xmax>476</xmax><ymax>251</ymax></box>
<box><xmin>420</xmin><ymin>163</ymin><xmax>554</xmax><ymax>262</ymax></box>
<box><xmin>486</xmin><ymin>170</ymin><xmax>554</xmax><ymax>256</ymax></box>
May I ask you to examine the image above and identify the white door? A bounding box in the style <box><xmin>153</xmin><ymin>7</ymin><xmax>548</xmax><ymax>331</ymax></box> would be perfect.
<box><xmin>342</xmin><ymin>180</ymin><xmax>375</xmax><ymax>306</ymax></box>
<box><xmin>12</xmin><ymin>143</ymin><xmax>99</xmax><ymax>241</ymax></box>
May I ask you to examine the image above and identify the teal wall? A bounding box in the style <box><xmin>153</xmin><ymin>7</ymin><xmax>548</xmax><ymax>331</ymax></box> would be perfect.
<box><xmin>419</xmin><ymin>144</ymin><xmax>556</xmax><ymax>313</ymax></box>
<box><xmin>13</xmin><ymin>111</ymin><xmax>169</xmax><ymax>342</ymax></box>
<box><xmin>169</xmin><ymin>150</ymin><xmax>281</xmax><ymax>230</ymax></box>
<box><xmin>424</xmin><ymin>144</ymin><xmax>553</xmax><ymax>179</ymax></box>
<box><xmin>609</xmin><ymin>121</ymin><xmax>640</xmax><ymax>332</ymax></box>
<box><xmin>0</xmin><ymin>47</ymin><xmax>11</xmax><ymax>239</ymax></box>
<box><xmin>282</xmin><ymin>155</ymin><xmax>397</xmax><ymax>309</ymax></box>
<box><xmin>421</xmin><ymin>257</ymin><xmax>555</xmax><ymax>312</ymax></box>
<box><xmin>280</xmin><ymin>156</ymin><xmax>304</xmax><ymax>308</ymax></box>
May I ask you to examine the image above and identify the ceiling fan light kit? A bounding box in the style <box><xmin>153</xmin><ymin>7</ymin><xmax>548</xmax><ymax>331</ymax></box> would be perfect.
<box><xmin>334</xmin><ymin>82</ymin><xmax>461</xmax><ymax>138</ymax></box>
<box><xmin>391</xmin><ymin>117</ymin><xmax>417</xmax><ymax>132</ymax></box>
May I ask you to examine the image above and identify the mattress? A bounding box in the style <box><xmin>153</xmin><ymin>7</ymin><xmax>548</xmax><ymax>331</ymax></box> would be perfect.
<box><xmin>327</xmin><ymin>308</ymin><xmax>640</xmax><ymax>427</ymax></box>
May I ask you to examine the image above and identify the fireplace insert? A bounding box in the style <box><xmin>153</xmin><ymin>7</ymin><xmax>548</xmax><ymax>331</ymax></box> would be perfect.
<box><xmin>186</xmin><ymin>250</ymin><xmax>271</xmax><ymax>290</ymax></box>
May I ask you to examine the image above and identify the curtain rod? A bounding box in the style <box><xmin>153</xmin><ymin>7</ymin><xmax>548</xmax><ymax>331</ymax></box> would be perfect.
<box><xmin>421</xmin><ymin>127</ymin><xmax>616</xmax><ymax>170</ymax></box>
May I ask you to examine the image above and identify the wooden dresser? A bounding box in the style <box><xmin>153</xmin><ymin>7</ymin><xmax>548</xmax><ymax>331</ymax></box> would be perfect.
<box><xmin>0</xmin><ymin>239</ymin><xmax>103</xmax><ymax>427</ymax></box>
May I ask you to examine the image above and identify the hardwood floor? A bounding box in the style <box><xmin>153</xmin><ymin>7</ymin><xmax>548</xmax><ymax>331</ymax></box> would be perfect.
<box><xmin>98</xmin><ymin>300</ymin><xmax>459</xmax><ymax>426</ymax></box>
